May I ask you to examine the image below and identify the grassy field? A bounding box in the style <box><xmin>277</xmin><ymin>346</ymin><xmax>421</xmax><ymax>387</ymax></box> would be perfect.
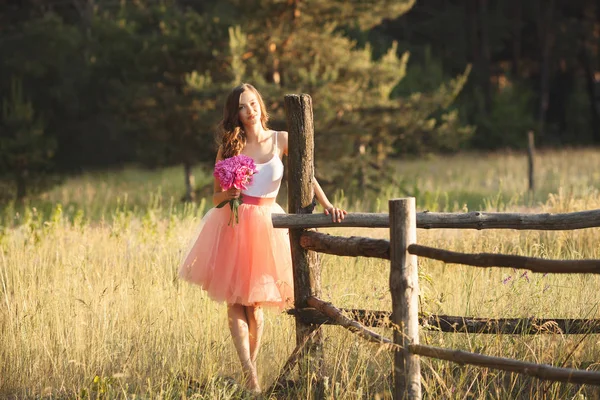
<box><xmin>2</xmin><ymin>148</ymin><xmax>600</xmax><ymax>399</ymax></box>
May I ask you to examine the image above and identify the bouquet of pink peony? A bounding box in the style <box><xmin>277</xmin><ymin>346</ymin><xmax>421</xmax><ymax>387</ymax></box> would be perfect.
<box><xmin>214</xmin><ymin>154</ymin><xmax>258</xmax><ymax>225</ymax></box>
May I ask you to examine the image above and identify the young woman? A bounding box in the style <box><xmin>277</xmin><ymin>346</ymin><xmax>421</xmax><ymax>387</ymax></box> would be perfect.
<box><xmin>179</xmin><ymin>83</ymin><xmax>346</xmax><ymax>393</ymax></box>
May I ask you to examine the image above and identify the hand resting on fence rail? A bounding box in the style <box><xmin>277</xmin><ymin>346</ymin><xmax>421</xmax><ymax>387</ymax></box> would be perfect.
<box><xmin>272</xmin><ymin>208</ymin><xmax>600</xmax><ymax>230</ymax></box>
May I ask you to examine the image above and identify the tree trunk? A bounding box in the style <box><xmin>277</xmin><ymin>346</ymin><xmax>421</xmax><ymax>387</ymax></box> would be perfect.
<box><xmin>511</xmin><ymin>0</ymin><xmax>522</xmax><ymax>77</ymax></box>
<box><xmin>401</xmin><ymin>12</ymin><xmax>412</xmax><ymax>43</ymax></box>
<box><xmin>527</xmin><ymin>131</ymin><xmax>535</xmax><ymax>193</ymax></box>
<box><xmin>466</xmin><ymin>2</ymin><xmax>486</xmax><ymax>117</ymax></box>
<box><xmin>580</xmin><ymin>51</ymin><xmax>600</xmax><ymax>143</ymax></box>
<box><xmin>182</xmin><ymin>161</ymin><xmax>195</xmax><ymax>202</ymax></box>
<box><xmin>267</xmin><ymin>42</ymin><xmax>281</xmax><ymax>86</ymax></box>
<box><xmin>465</xmin><ymin>2</ymin><xmax>479</xmax><ymax>78</ymax></box>
<box><xmin>73</xmin><ymin>0</ymin><xmax>94</xmax><ymax>64</ymax></box>
<box><xmin>72</xmin><ymin>0</ymin><xmax>94</xmax><ymax>29</ymax></box>
<box><xmin>479</xmin><ymin>0</ymin><xmax>492</xmax><ymax>114</ymax></box>
<box><xmin>355</xmin><ymin>141</ymin><xmax>366</xmax><ymax>192</ymax></box>
<box><xmin>536</xmin><ymin>0</ymin><xmax>555</xmax><ymax>141</ymax></box>
<box><xmin>15</xmin><ymin>169</ymin><xmax>27</xmax><ymax>201</ymax></box>
<box><xmin>579</xmin><ymin>1</ymin><xmax>600</xmax><ymax>143</ymax></box>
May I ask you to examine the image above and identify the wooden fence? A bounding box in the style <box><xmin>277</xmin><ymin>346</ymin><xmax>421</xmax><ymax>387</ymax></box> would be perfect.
<box><xmin>271</xmin><ymin>94</ymin><xmax>600</xmax><ymax>399</ymax></box>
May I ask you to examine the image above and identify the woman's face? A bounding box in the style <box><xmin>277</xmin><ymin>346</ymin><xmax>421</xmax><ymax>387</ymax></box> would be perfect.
<box><xmin>238</xmin><ymin>89</ymin><xmax>262</xmax><ymax>128</ymax></box>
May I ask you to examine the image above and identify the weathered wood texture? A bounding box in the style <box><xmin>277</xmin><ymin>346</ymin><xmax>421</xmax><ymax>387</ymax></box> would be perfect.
<box><xmin>420</xmin><ymin>314</ymin><xmax>600</xmax><ymax>334</ymax></box>
<box><xmin>306</xmin><ymin>296</ymin><xmax>394</xmax><ymax>347</ymax></box>
<box><xmin>286</xmin><ymin>310</ymin><xmax>600</xmax><ymax>386</ymax></box>
<box><xmin>285</xmin><ymin>94</ymin><xmax>315</xmax><ymax>218</ymax></box>
<box><xmin>285</xmin><ymin>94</ymin><xmax>320</xmax><ymax>303</ymax></box>
<box><xmin>273</xmin><ymin>212</ymin><xmax>389</xmax><ymax>228</ymax></box>
<box><xmin>410</xmin><ymin>344</ymin><xmax>600</xmax><ymax>386</ymax></box>
<box><xmin>299</xmin><ymin>233</ymin><xmax>600</xmax><ymax>274</ymax></box>
<box><xmin>408</xmin><ymin>244</ymin><xmax>600</xmax><ymax>274</ymax></box>
<box><xmin>284</xmin><ymin>94</ymin><xmax>323</xmax><ymax>396</ymax></box>
<box><xmin>289</xmin><ymin>307</ymin><xmax>600</xmax><ymax>334</ymax></box>
<box><xmin>272</xmin><ymin>209</ymin><xmax>600</xmax><ymax>230</ymax></box>
<box><xmin>300</xmin><ymin>230</ymin><xmax>390</xmax><ymax>259</ymax></box>
<box><xmin>289</xmin><ymin>307</ymin><xmax>391</xmax><ymax>328</ymax></box>
<box><xmin>389</xmin><ymin>198</ymin><xmax>421</xmax><ymax>400</ymax></box>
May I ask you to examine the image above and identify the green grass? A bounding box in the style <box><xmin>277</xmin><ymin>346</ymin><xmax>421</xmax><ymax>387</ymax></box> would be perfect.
<box><xmin>388</xmin><ymin>148</ymin><xmax>600</xmax><ymax>211</ymax></box>
<box><xmin>1</xmin><ymin>165</ymin><xmax>215</xmax><ymax>227</ymax></box>
<box><xmin>2</xmin><ymin>148</ymin><xmax>600</xmax><ymax>399</ymax></box>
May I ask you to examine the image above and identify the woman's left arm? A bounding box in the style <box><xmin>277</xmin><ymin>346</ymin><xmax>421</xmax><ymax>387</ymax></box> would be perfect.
<box><xmin>313</xmin><ymin>177</ymin><xmax>347</xmax><ymax>222</ymax></box>
<box><xmin>279</xmin><ymin>131</ymin><xmax>347</xmax><ymax>223</ymax></box>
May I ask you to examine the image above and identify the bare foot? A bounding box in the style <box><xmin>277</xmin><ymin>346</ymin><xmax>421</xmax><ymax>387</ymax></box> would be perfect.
<box><xmin>242</xmin><ymin>366</ymin><xmax>261</xmax><ymax>394</ymax></box>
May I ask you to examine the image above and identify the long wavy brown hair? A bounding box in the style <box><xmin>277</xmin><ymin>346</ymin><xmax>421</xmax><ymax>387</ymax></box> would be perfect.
<box><xmin>217</xmin><ymin>83</ymin><xmax>269</xmax><ymax>159</ymax></box>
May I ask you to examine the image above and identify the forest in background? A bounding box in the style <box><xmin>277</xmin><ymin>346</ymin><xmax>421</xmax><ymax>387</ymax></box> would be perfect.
<box><xmin>1</xmin><ymin>0</ymin><xmax>599</xmax><ymax>201</ymax></box>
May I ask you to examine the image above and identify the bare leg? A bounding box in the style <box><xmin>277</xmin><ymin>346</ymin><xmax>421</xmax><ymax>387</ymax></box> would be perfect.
<box><xmin>227</xmin><ymin>304</ymin><xmax>261</xmax><ymax>392</ymax></box>
<box><xmin>246</xmin><ymin>305</ymin><xmax>264</xmax><ymax>366</ymax></box>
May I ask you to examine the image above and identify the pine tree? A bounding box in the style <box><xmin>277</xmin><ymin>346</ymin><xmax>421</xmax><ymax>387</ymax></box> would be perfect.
<box><xmin>0</xmin><ymin>78</ymin><xmax>55</xmax><ymax>200</ymax></box>
<box><xmin>100</xmin><ymin>2</ymin><xmax>232</xmax><ymax>201</ymax></box>
<box><xmin>208</xmin><ymin>0</ymin><xmax>473</xmax><ymax>195</ymax></box>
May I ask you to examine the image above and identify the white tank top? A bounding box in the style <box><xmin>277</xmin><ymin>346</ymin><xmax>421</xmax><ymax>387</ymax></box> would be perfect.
<box><xmin>242</xmin><ymin>131</ymin><xmax>284</xmax><ymax>199</ymax></box>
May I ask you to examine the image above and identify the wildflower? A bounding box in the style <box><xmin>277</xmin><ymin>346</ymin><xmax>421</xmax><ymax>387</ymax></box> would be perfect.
<box><xmin>543</xmin><ymin>284</ymin><xmax>550</xmax><ymax>293</ymax></box>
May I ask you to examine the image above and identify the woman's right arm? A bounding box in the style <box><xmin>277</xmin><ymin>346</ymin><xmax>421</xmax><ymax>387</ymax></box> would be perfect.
<box><xmin>212</xmin><ymin>147</ymin><xmax>241</xmax><ymax>206</ymax></box>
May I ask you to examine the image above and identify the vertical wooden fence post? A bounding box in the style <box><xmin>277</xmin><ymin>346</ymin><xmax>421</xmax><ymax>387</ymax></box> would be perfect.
<box><xmin>284</xmin><ymin>94</ymin><xmax>324</xmax><ymax>397</ymax></box>
<box><xmin>390</xmin><ymin>198</ymin><xmax>421</xmax><ymax>400</ymax></box>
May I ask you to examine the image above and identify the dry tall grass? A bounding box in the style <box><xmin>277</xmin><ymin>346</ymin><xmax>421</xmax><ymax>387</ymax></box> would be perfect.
<box><xmin>2</xmin><ymin>149</ymin><xmax>600</xmax><ymax>399</ymax></box>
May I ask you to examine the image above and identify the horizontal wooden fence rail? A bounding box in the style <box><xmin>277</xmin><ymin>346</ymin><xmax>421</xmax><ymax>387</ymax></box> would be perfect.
<box><xmin>273</xmin><ymin>212</ymin><xmax>389</xmax><ymax>228</ymax></box>
<box><xmin>408</xmin><ymin>244</ymin><xmax>600</xmax><ymax>274</ymax></box>
<box><xmin>421</xmin><ymin>315</ymin><xmax>600</xmax><ymax>335</ymax></box>
<box><xmin>289</xmin><ymin>307</ymin><xmax>391</xmax><ymax>328</ymax></box>
<box><xmin>300</xmin><ymin>231</ymin><xmax>390</xmax><ymax>259</ymax></box>
<box><xmin>306</xmin><ymin>296</ymin><xmax>395</xmax><ymax>347</ymax></box>
<box><xmin>288</xmin><ymin>306</ymin><xmax>600</xmax><ymax>386</ymax></box>
<box><xmin>283</xmin><ymin>95</ymin><xmax>600</xmax><ymax>398</ymax></box>
<box><xmin>289</xmin><ymin>307</ymin><xmax>600</xmax><ymax>334</ymax></box>
<box><xmin>409</xmin><ymin>344</ymin><xmax>600</xmax><ymax>386</ymax></box>
<box><xmin>287</xmin><ymin>311</ymin><xmax>600</xmax><ymax>387</ymax></box>
<box><xmin>299</xmin><ymin>233</ymin><xmax>600</xmax><ymax>276</ymax></box>
<box><xmin>272</xmin><ymin>208</ymin><xmax>600</xmax><ymax>230</ymax></box>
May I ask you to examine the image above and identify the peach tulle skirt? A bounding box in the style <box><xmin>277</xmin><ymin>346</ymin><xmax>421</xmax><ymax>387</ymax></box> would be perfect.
<box><xmin>179</xmin><ymin>199</ymin><xmax>294</xmax><ymax>309</ymax></box>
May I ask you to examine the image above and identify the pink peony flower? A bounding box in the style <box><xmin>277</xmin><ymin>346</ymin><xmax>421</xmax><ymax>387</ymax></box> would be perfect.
<box><xmin>214</xmin><ymin>154</ymin><xmax>257</xmax><ymax>191</ymax></box>
<box><xmin>213</xmin><ymin>154</ymin><xmax>258</xmax><ymax>225</ymax></box>
<box><xmin>234</xmin><ymin>166</ymin><xmax>254</xmax><ymax>190</ymax></box>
